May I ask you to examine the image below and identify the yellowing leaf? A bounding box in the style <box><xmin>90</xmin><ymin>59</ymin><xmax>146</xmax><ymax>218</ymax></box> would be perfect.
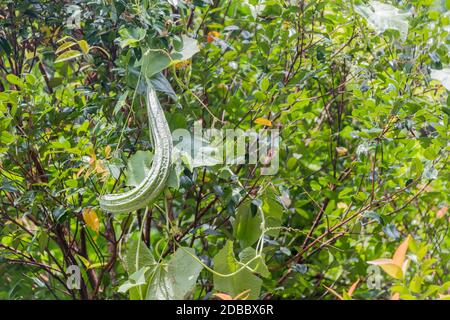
<box><xmin>78</xmin><ymin>254</ymin><xmax>106</xmax><ymax>270</ymax></box>
<box><xmin>82</xmin><ymin>208</ymin><xmax>99</xmax><ymax>233</ymax></box>
<box><xmin>55</xmin><ymin>50</ymin><xmax>82</xmax><ymax>63</ymax></box>
<box><xmin>367</xmin><ymin>259</ymin><xmax>403</xmax><ymax>280</ymax></box>
<box><xmin>282</xmin><ymin>21</ymin><xmax>290</xmax><ymax>29</ymax></box>
<box><xmin>95</xmin><ymin>160</ymin><xmax>107</xmax><ymax>175</ymax></box>
<box><xmin>393</xmin><ymin>235</ymin><xmax>411</xmax><ymax>267</ymax></box>
<box><xmin>55</xmin><ymin>41</ymin><xmax>77</xmax><ymax>54</ymax></box>
<box><xmin>88</xmin><ymin>150</ymin><xmax>97</xmax><ymax>164</ymax></box>
<box><xmin>337</xmin><ymin>202</ymin><xmax>348</xmax><ymax>210</ymax></box>
<box><xmin>437</xmin><ymin>206</ymin><xmax>448</xmax><ymax>219</ymax></box>
<box><xmin>174</xmin><ymin>60</ymin><xmax>191</xmax><ymax>69</ymax></box>
<box><xmin>254</xmin><ymin>117</ymin><xmax>272</xmax><ymax>127</ymax></box>
<box><xmin>84</xmin><ymin>167</ymin><xmax>94</xmax><ymax>179</ymax></box>
<box><xmin>233</xmin><ymin>289</ymin><xmax>251</xmax><ymax>300</ymax></box>
<box><xmin>105</xmin><ymin>145</ymin><xmax>111</xmax><ymax>159</ymax></box>
<box><xmin>213</xmin><ymin>293</ymin><xmax>233</xmax><ymax>300</ymax></box>
<box><xmin>323</xmin><ymin>285</ymin><xmax>344</xmax><ymax>300</ymax></box>
<box><xmin>88</xmin><ymin>262</ymin><xmax>106</xmax><ymax>270</ymax></box>
<box><xmin>391</xmin><ymin>292</ymin><xmax>400</xmax><ymax>300</ymax></box>
<box><xmin>367</xmin><ymin>235</ymin><xmax>411</xmax><ymax>280</ymax></box>
<box><xmin>78</xmin><ymin>255</ymin><xmax>91</xmax><ymax>268</ymax></box>
<box><xmin>347</xmin><ymin>278</ymin><xmax>360</xmax><ymax>298</ymax></box>
<box><xmin>378</xmin><ymin>263</ymin><xmax>403</xmax><ymax>280</ymax></box>
<box><xmin>207</xmin><ymin>31</ymin><xmax>220</xmax><ymax>43</ymax></box>
<box><xmin>76</xmin><ymin>165</ymin><xmax>87</xmax><ymax>178</ymax></box>
<box><xmin>336</xmin><ymin>146</ymin><xmax>348</xmax><ymax>156</ymax></box>
<box><xmin>78</xmin><ymin>40</ymin><xmax>89</xmax><ymax>54</ymax></box>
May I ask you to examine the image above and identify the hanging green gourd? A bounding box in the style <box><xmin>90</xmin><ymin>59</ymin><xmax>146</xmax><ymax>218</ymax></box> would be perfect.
<box><xmin>100</xmin><ymin>37</ymin><xmax>200</xmax><ymax>213</ymax></box>
<box><xmin>99</xmin><ymin>86</ymin><xmax>173</xmax><ymax>213</ymax></box>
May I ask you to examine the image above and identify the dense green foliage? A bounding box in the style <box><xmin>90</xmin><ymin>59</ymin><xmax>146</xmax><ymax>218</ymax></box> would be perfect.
<box><xmin>0</xmin><ymin>0</ymin><xmax>449</xmax><ymax>300</ymax></box>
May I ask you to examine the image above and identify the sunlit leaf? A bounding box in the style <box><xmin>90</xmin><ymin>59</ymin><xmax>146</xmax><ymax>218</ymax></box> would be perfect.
<box><xmin>233</xmin><ymin>201</ymin><xmax>262</xmax><ymax>248</ymax></box>
<box><xmin>171</xmin><ymin>35</ymin><xmax>200</xmax><ymax>63</ymax></box>
<box><xmin>393</xmin><ymin>235</ymin><xmax>411</xmax><ymax>267</ymax></box>
<box><xmin>254</xmin><ymin>117</ymin><xmax>272</xmax><ymax>127</ymax></box>
<box><xmin>430</xmin><ymin>68</ymin><xmax>450</xmax><ymax>90</ymax></box>
<box><xmin>355</xmin><ymin>1</ymin><xmax>410</xmax><ymax>41</ymax></box>
<box><xmin>367</xmin><ymin>259</ymin><xmax>403</xmax><ymax>280</ymax></box>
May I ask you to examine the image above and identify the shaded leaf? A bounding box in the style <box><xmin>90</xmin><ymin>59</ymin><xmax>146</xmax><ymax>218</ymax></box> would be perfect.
<box><xmin>238</xmin><ymin>247</ymin><xmax>270</xmax><ymax>278</ymax></box>
<box><xmin>393</xmin><ymin>235</ymin><xmax>411</xmax><ymax>267</ymax></box>
<box><xmin>167</xmin><ymin>247</ymin><xmax>203</xmax><ymax>299</ymax></box>
<box><xmin>55</xmin><ymin>50</ymin><xmax>82</xmax><ymax>63</ymax></box>
<box><xmin>233</xmin><ymin>201</ymin><xmax>262</xmax><ymax>248</ymax></box>
<box><xmin>213</xmin><ymin>241</ymin><xmax>262</xmax><ymax>299</ymax></box>
<box><xmin>141</xmin><ymin>50</ymin><xmax>171</xmax><ymax>78</ymax></box>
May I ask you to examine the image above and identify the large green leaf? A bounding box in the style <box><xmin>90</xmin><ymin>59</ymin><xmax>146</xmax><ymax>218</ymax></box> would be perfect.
<box><xmin>125</xmin><ymin>150</ymin><xmax>153</xmax><ymax>187</ymax></box>
<box><xmin>140</xmin><ymin>36</ymin><xmax>199</xmax><ymax>79</ymax></box>
<box><xmin>150</xmin><ymin>73</ymin><xmax>178</xmax><ymax>101</ymax></box>
<box><xmin>141</xmin><ymin>50</ymin><xmax>171</xmax><ymax>79</ymax></box>
<box><xmin>118</xmin><ymin>266</ymin><xmax>149</xmax><ymax>293</ymax></box>
<box><xmin>233</xmin><ymin>201</ymin><xmax>262</xmax><ymax>248</ymax></box>
<box><xmin>117</xmin><ymin>27</ymin><xmax>146</xmax><ymax>48</ymax></box>
<box><xmin>262</xmin><ymin>193</ymin><xmax>284</xmax><ymax>237</ymax></box>
<box><xmin>171</xmin><ymin>35</ymin><xmax>200</xmax><ymax>63</ymax></box>
<box><xmin>146</xmin><ymin>264</ymin><xmax>173</xmax><ymax>300</ymax></box>
<box><xmin>125</xmin><ymin>238</ymin><xmax>155</xmax><ymax>300</ymax></box>
<box><xmin>145</xmin><ymin>247</ymin><xmax>203</xmax><ymax>300</ymax></box>
<box><xmin>168</xmin><ymin>247</ymin><xmax>203</xmax><ymax>299</ymax></box>
<box><xmin>238</xmin><ymin>247</ymin><xmax>270</xmax><ymax>279</ymax></box>
<box><xmin>213</xmin><ymin>241</ymin><xmax>262</xmax><ymax>299</ymax></box>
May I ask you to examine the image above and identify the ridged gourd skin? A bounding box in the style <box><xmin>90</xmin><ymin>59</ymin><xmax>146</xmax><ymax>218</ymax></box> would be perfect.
<box><xmin>99</xmin><ymin>87</ymin><xmax>173</xmax><ymax>213</ymax></box>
